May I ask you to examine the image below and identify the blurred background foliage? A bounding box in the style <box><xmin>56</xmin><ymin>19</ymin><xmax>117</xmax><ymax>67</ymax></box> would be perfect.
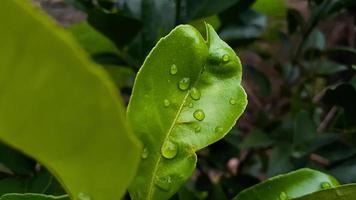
<box><xmin>1</xmin><ymin>0</ymin><xmax>355</xmax><ymax>199</ymax></box>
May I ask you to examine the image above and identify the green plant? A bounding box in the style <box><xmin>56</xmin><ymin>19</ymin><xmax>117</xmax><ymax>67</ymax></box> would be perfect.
<box><xmin>127</xmin><ymin>24</ymin><xmax>247</xmax><ymax>199</ymax></box>
<box><xmin>1</xmin><ymin>0</ymin><xmax>356</xmax><ymax>200</ymax></box>
<box><xmin>1</xmin><ymin>0</ymin><xmax>247</xmax><ymax>199</ymax></box>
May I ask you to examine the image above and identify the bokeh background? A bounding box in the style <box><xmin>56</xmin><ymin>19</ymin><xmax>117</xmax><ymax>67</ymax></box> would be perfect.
<box><xmin>1</xmin><ymin>0</ymin><xmax>355</xmax><ymax>199</ymax></box>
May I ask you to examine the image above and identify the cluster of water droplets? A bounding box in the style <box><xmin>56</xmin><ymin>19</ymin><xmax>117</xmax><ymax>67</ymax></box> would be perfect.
<box><xmin>159</xmin><ymin>57</ymin><xmax>239</xmax><ymax>159</ymax></box>
<box><xmin>274</xmin><ymin>181</ymin><xmax>333</xmax><ymax>200</ymax></box>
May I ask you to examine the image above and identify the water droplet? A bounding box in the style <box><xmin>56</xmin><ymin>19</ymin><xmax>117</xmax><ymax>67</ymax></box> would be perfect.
<box><xmin>155</xmin><ymin>176</ymin><xmax>172</xmax><ymax>191</ymax></box>
<box><xmin>190</xmin><ymin>87</ymin><xmax>201</xmax><ymax>100</ymax></box>
<box><xmin>279</xmin><ymin>192</ymin><xmax>288</xmax><ymax>200</ymax></box>
<box><xmin>77</xmin><ymin>192</ymin><xmax>91</xmax><ymax>200</ymax></box>
<box><xmin>215</xmin><ymin>126</ymin><xmax>223</xmax><ymax>133</ymax></box>
<box><xmin>193</xmin><ymin>109</ymin><xmax>205</xmax><ymax>121</ymax></box>
<box><xmin>229</xmin><ymin>98</ymin><xmax>237</xmax><ymax>105</ymax></box>
<box><xmin>141</xmin><ymin>148</ymin><xmax>149</xmax><ymax>159</ymax></box>
<box><xmin>188</xmin><ymin>102</ymin><xmax>193</xmax><ymax>108</ymax></box>
<box><xmin>194</xmin><ymin>125</ymin><xmax>201</xmax><ymax>133</ymax></box>
<box><xmin>161</xmin><ymin>141</ymin><xmax>178</xmax><ymax>159</ymax></box>
<box><xmin>170</xmin><ymin>64</ymin><xmax>177</xmax><ymax>75</ymax></box>
<box><xmin>321</xmin><ymin>182</ymin><xmax>331</xmax><ymax>189</ymax></box>
<box><xmin>222</xmin><ymin>54</ymin><xmax>230</xmax><ymax>63</ymax></box>
<box><xmin>178</xmin><ymin>77</ymin><xmax>190</xmax><ymax>91</ymax></box>
<box><xmin>163</xmin><ymin>99</ymin><xmax>170</xmax><ymax>107</ymax></box>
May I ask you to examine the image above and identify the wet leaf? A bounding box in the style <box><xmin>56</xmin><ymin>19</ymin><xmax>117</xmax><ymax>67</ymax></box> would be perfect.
<box><xmin>293</xmin><ymin>183</ymin><xmax>356</xmax><ymax>200</ymax></box>
<box><xmin>128</xmin><ymin>24</ymin><xmax>247</xmax><ymax>200</ymax></box>
<box><xmin>233</xmin><ymin>168</ymin><xmax>339</xmax><ymax>200</ymax></box>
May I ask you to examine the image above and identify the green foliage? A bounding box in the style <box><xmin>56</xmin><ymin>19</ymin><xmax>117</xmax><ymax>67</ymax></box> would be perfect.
<box><xmin>233</xmin><ymin>168</ymin><xmax>339</xmax><ymax>200</ymax></box>
<box><xmin>127</xmin><ymin>24</ymin><xmax>247</xmax><ymax>200</ymax></box>
<box><xmin>0</xmin><ymin>0</ymin><xmax>140</xmax><ymax>200</ymax></box>
<box><xmin>293</xmin><ymin>184</ymin><xmax>356</xmax><ymax>200</ymax></box>
<box><xmin>1</xmin><ymin>0</ymin><xmax>356</xmax><ymax>199</ymax></box>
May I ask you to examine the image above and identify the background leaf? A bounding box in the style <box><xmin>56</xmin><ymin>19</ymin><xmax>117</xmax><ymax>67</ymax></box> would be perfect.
<box><xmin>0</xmin><ymin>0</ymin><xmax>140</xmax><ymax>199</ymax></box>
<box><xmin>233</xmin><ymin>168</ymin><xmax>340</xmax><ymax>200</ymax></box>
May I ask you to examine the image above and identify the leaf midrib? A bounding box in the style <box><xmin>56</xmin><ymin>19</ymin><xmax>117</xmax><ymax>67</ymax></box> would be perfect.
<box><xmin>146</xmin><ymin>66</ymin><xmax>205</xmax><ymax>200</ymax></box>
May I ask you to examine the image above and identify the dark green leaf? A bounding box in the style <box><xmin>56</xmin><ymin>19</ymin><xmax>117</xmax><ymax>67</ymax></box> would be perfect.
<box><xmin>179</xmin><ymin>0</ymin><xmax>239</xmax><ymax>21</ymax></box>
<box><xmin>219</xmin><ymin>10</ymin><xmax>267</xmax><ymax>43</ymax></box>
<box><xmin>240</xmin><ymin>130</ymin><xmax>274</xmax><ymax>149</ymax></box>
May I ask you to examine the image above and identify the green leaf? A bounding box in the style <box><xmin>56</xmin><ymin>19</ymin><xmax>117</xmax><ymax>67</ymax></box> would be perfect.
<box><xmin>219</xmin><ymin>10</ymin><xmax>267</xmax><ymax>43</ymax></box>
<box><xmin>128</xmin><ymin>24</ymin><xmax>247</xmax><ymax>199</ymax></box>
<box><xmin>0</xmin><ymin>193</ymin><xmax>68</xmax><ymax>200</ymax></box>
<box><xmin>233</xmin><ymin>168</ymin><xmax>340</xmax><ymax>200</ymax></box>
<box><xmin>292</xmin><ymin>184</ymin><xmax>356</xmax><ymax>200</ymax></box>
<box><xmin>240</xmin><ymin>130</ymin><xmax>274</xmax><ymax>149</ymax></box>
<box><xmin>267</xmin><ymin>143</ymin><xmax>294</xmax><ymax>177</ymax></box>
<box><xmin>69</xmin><ymin>21</ymin><xmax>119</xmax><ymax>55</ymax></box>
<box><xmin>0</xmin><ymin>143</ymin><xmax>35</xmax><ymax>175</ymax></box>
<box><xmin>0</xmin><ymin>178</ymin><xmax>27</xmax><ymax>196</ymax></box>
<box><xmin>252</xmin><ymin>0</ymin><xmax>287</xmax><ymax>18</ymax></box>
<box><xmin>293</xmin><ymin>111</ymin><xmax>317</xmax><ymax>157</ymax></box>
<box><xmin>128</xmin><ymin>0</ymin><xmax>176</xmax><ymax>65</ymax></box>
<box><xmin>86</xmin><ymin>8</ymin><xmax>142</xmax><ymax>48</ymax></box>
<box><xmin>0</xmin><ymin>0</ymin><xmax>140</xmax><ymax>199</ymax></box>
<box><xmin>179</xmin><ymin>0</ymin><xmax>239</xmax><ymax>21</ymax></box>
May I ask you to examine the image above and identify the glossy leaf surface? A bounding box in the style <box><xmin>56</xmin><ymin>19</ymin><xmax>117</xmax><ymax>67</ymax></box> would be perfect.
<box><xmin>128</xmin><ymin>24</ymin><xmax>247</xmax><ymax>200</ymax></box>
<box><xmin>0</xmin><ymin>194</ymin><xmax>68</xmax><ymax>200</ymax></box>
<box><xmin>233</xmin><ymin>168</ymin><xmax>339</xmax><ymax>200</ymax></box>
<box><xmin>292</xmin><ymin>183</ymin><xmax>356</xmax><ymax>200</ymax></box>
<box><xmin>0</xmin><ymin>0</ymin><xmax>140</xmax><ymax>199</ymax></box>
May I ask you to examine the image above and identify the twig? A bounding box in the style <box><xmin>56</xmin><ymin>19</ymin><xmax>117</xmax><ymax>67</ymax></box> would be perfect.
<box><xmin>317</xmin><ymin>106</ymin><xmax>338</xmax><ymax>133</ymax></box>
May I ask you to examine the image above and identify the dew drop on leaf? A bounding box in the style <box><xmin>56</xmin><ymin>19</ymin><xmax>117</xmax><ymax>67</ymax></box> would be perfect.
<box><xmin>178</xmin><ymin>77</ymin><xmax>190</xmax><ymax>91</ymax></box>
<box><xmin>188</xmin><ymin>102</ymin><xmax>193</xmax><ymax>108</ymax></box>
<box><xmin>141</xmin><ymin>148</ymin><xmax>149</xmax><ymax>159</ymax></box>
<box><xmin>193</xmin><ymin>109</ymin><xmax>205</xmax><ymax>121</ymax></box>
<box><xmin>229</xmin><ymin>98</ymin><xmax>237</xmax><ymax>105</ymax></box>
<box><xmin>190</xmin><ymin>87</ymin><xmax>201</xmax><ymax>100</ymax></box>
<box><xmin>222</xmin><ymin>54</ymin><xmax>230</xmax><ymax>63</ymax></box>
<box><xmin>194</xmin><ymin>125</ymin><xmax>201</xmax><ymax>133</ymax></box>
<box><xmin>155</xmin><ymin>176</ymin><xmax>172</xmax><ymax>191</ymax></box>
<box><xmin>170</xmin><ymin>64</ymin><xmax>177</xmax><ymax>75</ymax></box>
<box><xmin>279</xmin><ymin>192</ymin><xmax>288</xmax><ymax>200</ymax></box>
<box><xmin>161</xmin><ymin>140</ymin><xmax>178</xmax><ymax>159</ymax></box>
<box><xmin>321</xmin><ymin>182</ymin><xmax>331</xmax><ymax>189</ymax></box>
<box><xmin>163</xmin><ymin>99</ymin><xmax>170</xmax><ymax>107</ymax></box>
<box><xmin>215</xmin><ymin>126</ymin><xmax>223</xmax><ymax>133</ymax></box>
<box><xmin>77</xmin><ymin>192</ymin><xmax>91</xmax><ymax>200</ymax></box>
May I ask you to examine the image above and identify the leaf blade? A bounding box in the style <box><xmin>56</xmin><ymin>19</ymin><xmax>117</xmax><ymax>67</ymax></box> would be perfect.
<box><xmin>0</xmin><ymin>0</ymin><xmax>140</xmax><ymax>199</ymax></box>
<box><xmin>128</xmin><ymin>24</ymin><xmax>247</xmax><ymax>200</ymax></box>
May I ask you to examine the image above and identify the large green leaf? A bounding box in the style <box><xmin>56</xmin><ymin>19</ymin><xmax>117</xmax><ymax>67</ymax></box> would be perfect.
<box><xmin>0</xmin><ymin>0</ymin><xmax>140</xmax><ymax>199</ymax></box>
<box><xmin>0</xmin><ymin>194</ymin><xmax>68</xmax><ymax>200</ymax></box>
<box><xmin>293</xmin><ymin>184</ymin><xmax>356</xmax><ymax>200</ymax></box>
<box><xmin>127</xmin><ymin>24</ymin><xmax>247</xmax><ymax>199</ymax></box>
<box><xmin>233</xmin><ymin>168</ymin><xmax>339</xmax><ymax>200</ymax></box>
